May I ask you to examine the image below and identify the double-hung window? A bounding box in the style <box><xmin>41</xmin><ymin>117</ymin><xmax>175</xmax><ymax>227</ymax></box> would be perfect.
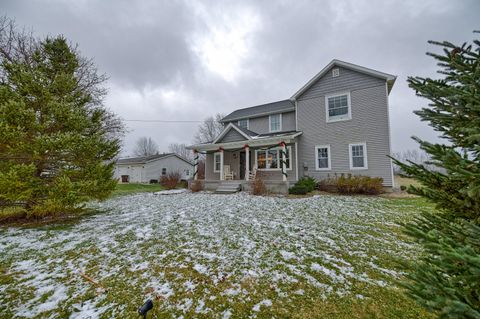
<box><xmin>213</xmin><ymin>152</ymin><xmax>221</xmax><ymax>172</ymax></box>
<box><xmin>315</xmin><ymin>145</ymin><xmax>331</xmax><ymax>170</ymax></box>
<box><xmin>269</xmin><ymin>114</ymin><xmax>282</xmax><ymax>132</ymax></box>
<box><xmin>162</xmin><ymin>168</ymin><xmax>167</xmax><ymax>175</ymax></box>
<box><xmin>238</xmin><ymin>119</ymin><xmax>249</xmax><ymax>129</ymax></box>
<box><xmin>256</xmin><ymin>146</ymin><xmax>291</xmax><ymax>170</ymax></box>
<box><xmin>325</xmin><ymin>92</ymin><xmax>351</xmax><ymax>122</ymax></box>
<box><xmin>349</xmin><ymin>143</ymin><xmax>368</xmax><ymax>169</ymax></box>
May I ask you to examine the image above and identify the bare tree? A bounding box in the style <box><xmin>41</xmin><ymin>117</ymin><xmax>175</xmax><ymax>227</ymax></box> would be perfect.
<box><xmin>168</xmin><ymin>143</ymin><xmax>193</xmax><ymax>161</ymax></box>
<box><xmin>194</xmin><ymin>113</ymin><xmax>225</xmax><ymax>144</ymax></box>
<box><xmin>134</xmin><ymin>137</ymin><xmax>158</xmax><ymax>157</ymax></box>
<box><xmin>392</xmin><ymin>149</ymin><xmax>434</xmax><ymax>174</ymax></box>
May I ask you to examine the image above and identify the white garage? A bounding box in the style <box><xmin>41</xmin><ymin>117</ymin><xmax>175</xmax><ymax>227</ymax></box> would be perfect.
<box><xmin>114</xmin><ymin>153</ymin><xmax>194</xmax><ymax>183</ymax></box>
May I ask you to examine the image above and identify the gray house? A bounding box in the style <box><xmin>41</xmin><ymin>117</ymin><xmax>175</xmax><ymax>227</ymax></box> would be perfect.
<box><xmin>114</xmin><ymin>153</ymin><xmax>193</xmax><ymax>183</ymax></box>
<box><xmin>188</xmin><ymin>60</ymin><xmax>396</xmax><ymax>193</ymax></box>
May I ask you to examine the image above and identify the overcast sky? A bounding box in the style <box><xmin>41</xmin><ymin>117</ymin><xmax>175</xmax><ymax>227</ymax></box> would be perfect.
<box><xmin>3</xmin><ymin>0</ymin><xmax>479</xmax><ymax>156</ymax></box>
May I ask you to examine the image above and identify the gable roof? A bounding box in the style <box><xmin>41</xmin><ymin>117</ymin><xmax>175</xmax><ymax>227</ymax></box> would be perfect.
<box><xmin>220</xmin><ymin>99</ymin><xmax>295</xmax><ymax>122</ymax></box>
<box><xmin>290</xmin><ymin>59</ymin><xmax>397</xmax><ymax>100</ymax></box>
<box><xmin>116</xmin><ymin>153</ymin><xmax>193</xmax><ymax>166</ymax></box>
<box><xmin>213</xmin><ymin>123</ymin><xmax>253</xmax><ymax>144</ymax></box>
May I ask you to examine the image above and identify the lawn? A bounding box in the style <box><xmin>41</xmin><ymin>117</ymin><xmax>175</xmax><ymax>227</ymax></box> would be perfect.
<box><xmin>0</xmin><ymin>193</ymin><xmax>435</xmax><ymax>318</ymax></box>
<box><xmin>111</xmin><ymin>183</ymin><xmax>165</xmax><ymax>197</ymax></box>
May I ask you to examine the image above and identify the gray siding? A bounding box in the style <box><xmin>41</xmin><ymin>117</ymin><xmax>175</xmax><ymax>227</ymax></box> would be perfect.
<box><xmin>217</xmin><ymin>129</ymin><xmax>247</xmax><ymax>143</ymax></box>
<box><xmin>297</xmin><ymin>75</ymin><xmax>393</xmax><ymax>186</ymax></box>
<box><xmin>299</xmin><ymin>66</ymin><xmax>385</xmax><ymax>100</ymax></box>
<box><xmin>226</xmin><ymin>111</ymin><xmax>296</xmax><ymax>135</ymax></box>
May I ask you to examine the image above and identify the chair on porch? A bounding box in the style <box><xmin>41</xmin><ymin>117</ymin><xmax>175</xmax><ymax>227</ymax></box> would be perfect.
<box><xmin>224</xmin><ymin>165</ymin><xmax>234</xmax><ymax>180</ymax></box>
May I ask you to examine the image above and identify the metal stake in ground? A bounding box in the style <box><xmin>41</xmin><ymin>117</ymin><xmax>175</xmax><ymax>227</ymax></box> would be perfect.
<box><xmin>138</xmin><ymin>299</ymin><xmax>153</xmax><ymax>319</ymax></box>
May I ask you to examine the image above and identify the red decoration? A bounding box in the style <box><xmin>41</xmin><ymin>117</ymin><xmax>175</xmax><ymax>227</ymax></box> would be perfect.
<box><xmin>279</xmin><ymin>141</ymin><xmax>286</xmax><ymax>147</ymax></box>
<box><xmin>243</xmin><ymin>144</ymin><xmax>249</xmax><ymax>149</ymax></box>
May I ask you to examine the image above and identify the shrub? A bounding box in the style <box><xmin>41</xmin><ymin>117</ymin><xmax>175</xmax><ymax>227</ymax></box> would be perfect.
<box><xmin>288</xmin><ymin>185</ymin><xmax>308</xmax><ymax>195</ymax></box>
<box><xmin>251</xmin><ymin>172</ymin><xmax>267</xmax><ymax>196</ymax></box>
<box><xmin>334</xmin><ymin>174</ymin><xmax>383</xmax><ymax>195</ymax></box>
<box><xmin>190</xmin><ymin>180</ymin><xmax>203</xmax><ymax>193</ymax></box>
<box><xmin>160</xmin><ymin>172</ymin><xmax>181</xmax><ymax>190</ymax></box>
<box><xmin>296</xmin><ymin>176</ymin><xmax>316</xmax><ymax>192</ymax></box>
<box><xmin>0</xmin><ymin>206</ymin><xmax>27</xmax><ymax>222</ymax></box>
<box><xmin>400</xmin><ymin>185</ymin><xmax>407</xmax><ymax>191</ymax></box>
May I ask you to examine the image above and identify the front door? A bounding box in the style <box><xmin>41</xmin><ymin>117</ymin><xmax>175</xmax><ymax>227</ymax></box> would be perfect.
<box><xmin>239</xmin><ymin>151</ymin><xmax>246</xmax><ymax>179</ymax></box>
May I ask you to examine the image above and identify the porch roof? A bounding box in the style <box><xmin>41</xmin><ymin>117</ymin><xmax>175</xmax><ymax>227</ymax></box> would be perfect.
<box><xmin>187</xmin><ymin>131</ymin><xmax>302</xmax><ymax>152</ymax></box>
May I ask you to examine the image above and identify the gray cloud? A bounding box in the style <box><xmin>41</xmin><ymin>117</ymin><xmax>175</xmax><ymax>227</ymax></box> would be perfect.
<box><xmin>3</xmin><ymin>0</ymin><xmax>479</xmax><ymax>155</ymax></box>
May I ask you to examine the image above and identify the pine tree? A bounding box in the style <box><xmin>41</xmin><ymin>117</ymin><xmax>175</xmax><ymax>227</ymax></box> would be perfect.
<box><xmin>392</xmin><ymin>33</ymin><xmax>480</xmax><ymax>317</ymax></box>
<box><xmin>0</xmin><ymin>31</ymin><xmax>123</xmax><ymax>218</ymax></box>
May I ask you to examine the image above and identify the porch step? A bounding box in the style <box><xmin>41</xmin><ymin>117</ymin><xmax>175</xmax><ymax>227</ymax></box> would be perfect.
<box><xmin>215</xmin><ymin>182</ymin><xmax>242</xmax><ymax>194</ymax></box>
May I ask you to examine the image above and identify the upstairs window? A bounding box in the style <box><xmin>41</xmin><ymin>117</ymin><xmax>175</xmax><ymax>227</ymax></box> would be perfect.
<box><xmin>325</xmin><ymin>92</ymin><xmax>351</xmax><ymax>122</ymax></box>
<box><xmin>349</xmin><ymin>143</ymin><xmax>368</xmax><ymax>169</ymax></box>
<box><xmin>269</xmin><ymin>114</ymin><xmax>282</xmax><ymax>132</ymax></box>
<box><xmin>238</xmin><ymin>119</ymin><xmax>249</xmax><ymax>129</ymax></box>
<box><xmin>162</xmin><ymin>168</ymin><xmax>167</xmax><ymax>175</ymax></box>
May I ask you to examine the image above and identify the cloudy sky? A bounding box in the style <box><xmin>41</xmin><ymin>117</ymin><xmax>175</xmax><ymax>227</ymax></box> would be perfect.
<box><xmin>3</xmin><ymin>0</ymin><xmax>479</xmax><ymax>156</ymax></box>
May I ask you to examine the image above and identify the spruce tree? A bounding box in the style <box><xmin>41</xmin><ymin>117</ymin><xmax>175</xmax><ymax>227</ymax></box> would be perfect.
<box><xmin>0</xmin><ymin>28</ymin><xmax>123</xmax><ymax>218</ymax></box>
<box><xmin>393</xmin><ymin>33</ymin><xmax>480</xmax><ymax>317</ymax></box>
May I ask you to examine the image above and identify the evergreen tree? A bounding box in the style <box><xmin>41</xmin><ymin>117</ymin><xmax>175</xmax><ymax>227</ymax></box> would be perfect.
<box><xmin>393</xmin><ymin>33</ymin><xmax>480</xmax><ymax>317</ymax></box>
<box><xmin>0</xmin><ymin>23</ymin><xmax>123</xmax><ymax>218</ymax></box>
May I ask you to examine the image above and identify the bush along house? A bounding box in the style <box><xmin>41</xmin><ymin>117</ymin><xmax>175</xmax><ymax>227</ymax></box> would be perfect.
<box><xmin>187</xmin><ymin>60</ymin><xmax>396</xmax><ymax>193</ymax></box>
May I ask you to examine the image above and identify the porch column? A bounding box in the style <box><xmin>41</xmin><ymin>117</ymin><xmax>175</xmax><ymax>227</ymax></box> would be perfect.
<box><xmin>280</xmin><ymin>141</ymin><xmax>287</xmax><ymax>182</ymax></box>
<box><xmin>193</xmin><ymin>149</ymin><xmax>198</xmax><ymax>181</ymax></box>
<box><xmin>244</xmin><ymin>144</ymin><xmax>250</xmax><ymax>181</ymax></box>
<box><xmin>219</xmin><ymin>148</ymin><xmax>224</xmax><ymax>181</ymax></box>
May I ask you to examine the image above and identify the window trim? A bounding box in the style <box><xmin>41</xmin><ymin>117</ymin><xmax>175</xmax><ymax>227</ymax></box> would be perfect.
<box><xmin>325</xmin><ymin>92</ymin><xmax>351</xmax><ymax>123</ymax></box>
<box><xmin>314</xmin><ymin>145</ymin><xmax>331</xmax><ymax>171</ymax></box>
<box><xmin>213</xmin><ymin>152</ymin><xmax>221</xmax><ymax>173</ymax></box>
<box><xmin>237</xmin><ymin>118</ymin><xmax>249</xmax><ymax>130</ymax></box>
<box><xmin>349</xmin><ymin>142</ymin><xmax>368</xmax><ymax>170</ymax></box>
<box><xmin>269</xmin><ymin>113</ymin><xmax>282</xmax><ymax>132</ymax></box>
<box><xmin>254</xmin><ymin>146</ymin><xmax>292</xmax><ymax>171</ymax></box>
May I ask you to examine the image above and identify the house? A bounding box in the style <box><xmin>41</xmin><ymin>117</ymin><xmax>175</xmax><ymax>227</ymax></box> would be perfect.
<box><xmin>114</xmin><ymin>153</ymin><xmax>194</xmax><ymax>183</ymax></box>
<box><xmin>187</xmin><ymin>59</ymin><xmax>396</xmax><ymax>193</ymax></box>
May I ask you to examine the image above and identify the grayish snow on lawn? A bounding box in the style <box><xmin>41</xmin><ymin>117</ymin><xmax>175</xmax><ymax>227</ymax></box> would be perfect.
<box><xmin>0</xmin><ymin>192</ymin><xmax>418</xmax><ymax>318</ymax></box>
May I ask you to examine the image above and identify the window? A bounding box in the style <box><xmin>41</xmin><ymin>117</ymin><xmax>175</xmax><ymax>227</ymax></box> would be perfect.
<box><xmin>214</xmin><ymin>152</ymin><xmax>221</xmax><ymax>172</ymax></box>
<box><xmin>162</xmin><ymin>168</ymin><xmax>167</xmax><ymax>175</ymax></box>
<box><xmin>332</xmin><ymin>68</ymin><xmax>339</xmax><ymax>77</ymax></box>
<box><xmin>255</xmin><ymin>146</ymin><xmax>291</xmax><ymax>170</ymax></box>
<box><xmin>349</xmin><ymin>143</ymin><xmax>368</xmax><ymax>169</ymax></box>
<box><xmin>325</xmin><ymin>92</ymin><xmax>351</xmax><ymax>122</ymax></box>
<box><xmin>269</xmin><ymin>114</ymin><xmax>282</xmax><ymax>132</ymax></box>
<box><xmin>238</xmin><ymin>119</ymin><xmax>249</xmax><ymax>129</ymax></box>
<box><xmin>185</xmin><ymin>169</ymin><xmax>190</xmax><ymax>176</ymax></box>
<box><xmin>315</xmin><ymin>145</ymin><xmax>331</xmax><ymax>170</ymax></box>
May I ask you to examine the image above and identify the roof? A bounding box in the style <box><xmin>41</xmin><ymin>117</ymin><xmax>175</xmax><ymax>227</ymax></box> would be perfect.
<box><xmin>187</xmin><ymin>131</ymin><xmax>303</xmax><ymax>151</ymax></box>
<box><xmin>116</xmin><ymin>153</ymin><xmax>193</xmax><ymax>165</ymax></box>
<box><xmin>220</xmin><ymin>99</ymin><xmax>295</xmax><ymax>122</ymax></box>
<box><xmin>291</xmin><ymin>59</ymin><xmax>397</xmax><ymax>99</ymax></box>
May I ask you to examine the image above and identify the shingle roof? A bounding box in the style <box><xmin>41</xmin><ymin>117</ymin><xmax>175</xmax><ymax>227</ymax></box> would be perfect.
<box><xmin>116</xmin><ymin>153</ymin><xmax>174</xmax><ymax>165</ymax></box>
<box><xmin>221</xmin><ymin>99</ymin><xmax>295</xmax><ymax>122</ymax></box>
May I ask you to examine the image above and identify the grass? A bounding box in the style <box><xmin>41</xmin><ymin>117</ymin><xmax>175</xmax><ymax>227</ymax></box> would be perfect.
<box><xmin>394</xmin><ymin>175</ymin><xmax>423</xmax><ymax>189</ymax></box>
<box><xmin>0</xmin><ymin>193</ymin><xmax>436</xmax><ymax>318</ymax></box>
<box><xmin>111</xmin><ymin>183</ymin><xmax>165</xmax><ymax>197</ymax></box>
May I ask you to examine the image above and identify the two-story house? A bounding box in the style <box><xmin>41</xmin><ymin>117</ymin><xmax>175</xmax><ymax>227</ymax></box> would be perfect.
<box><xmin>187</xmin><ymin>60</ymin><xmax>396</xmax><ymax>193</ymax></box>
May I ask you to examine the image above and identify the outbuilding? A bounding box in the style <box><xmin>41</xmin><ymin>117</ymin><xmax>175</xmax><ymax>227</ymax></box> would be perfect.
<box><xmin>114</xmin><ymin>153</ymin><xmax>193</xmax><ymax>183</ymax></box>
